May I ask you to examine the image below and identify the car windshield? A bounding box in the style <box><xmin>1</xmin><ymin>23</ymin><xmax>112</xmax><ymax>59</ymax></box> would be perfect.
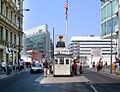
<box><xmin>32</xmin><ymin>63</ymin><xmax>41</xmax><ymax>67</ymax></box>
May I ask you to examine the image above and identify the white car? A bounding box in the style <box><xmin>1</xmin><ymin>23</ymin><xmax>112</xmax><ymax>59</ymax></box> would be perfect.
<box><xmin>30</xmin><ymin>63</ymin><xmax>43</xmax><ymax>73</ymax></box>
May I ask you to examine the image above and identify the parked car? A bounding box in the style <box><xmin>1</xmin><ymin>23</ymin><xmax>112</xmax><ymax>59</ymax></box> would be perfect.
<box><xmin>30</xmin><ymin>63</ymin><xmax>43</xmax><ymax>74</ymax></box>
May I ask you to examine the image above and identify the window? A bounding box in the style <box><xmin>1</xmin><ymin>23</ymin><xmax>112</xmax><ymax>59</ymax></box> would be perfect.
<box><xmin>10</xmin><ymin>32</ymin><xmax>12</xmax><ymax>43</ymax></box>
<box><xmin>11</xmin><ymin>11</ymin><xmax>13</xmax><ymax>21</ymax></box>
<box><xmin>55</xmin><ymin>59</ymin><xmax>58</xmax><ymax>64</ymax></box>
<box><xmin>14</xmin><ymin>15</ymin><xmax>16</xmax><ymax>24</ymax></box>
<box><xmin>60</xmin><ymin>57</ymin><xmax>64</xmax><ymax>64</ymax></box>
<box><xmin>107</xmin><ymin>19</ymin><xmax>112</xmax><ymax>34</ymax></box>
<box><xmin>6</xmin><ymin>29</ymin><xmax>8</xmax><ymax>41</ymax></box>
<box><xmin>113</xmin><ymin>16</ymin><xmax>118</xmax><ymax>32</ymax></box>
<box><xmin>101</xmin><ymin>22</ymin><xmax>107</xmax><ymax>36</ymax></box>
<box><xmin>14</xmin><ymin>34</ymin><xmax>16</xmax><ymax>44</ymax></box>
<box><xmin>1</xmin><ymin>1</ymin><xmax>3</xmax><ymax>14</ymax></box>
<box><xmin>6</xmin><ymin>7</ymin><xmax>8</xmax><ymax>18</ymax></box>
<box><xmin>107</xmin><ymin>3</ymin><xmax>111</xmax><ymax>18</ymax></box>
<box><xmin>66</xmin><ymin>59</ymin><xmax>69</xmax><ymax>64</ymax></box>
<box><xmin>0</xmin><ymin>26</ymin><xmax>3</xmax><ymax>40</ymax></box>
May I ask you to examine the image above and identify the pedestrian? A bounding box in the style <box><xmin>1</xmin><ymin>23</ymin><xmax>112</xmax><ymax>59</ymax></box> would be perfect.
<box><xmin>112</xmin><ymin>62</ymin><xmax>117</xmax><ymax>73</ymax></box>
<box><xmin>43</xmin><ymin>60</ymin><xmax>49</xmax><ymax>77</ymax></box>
<box><xmin>79</xmin><ymin>62</ymin><xmax>83</xmax><ymax>74</ymax></box>
<box><xmin>103</xmin><ymin>61</ymin><xmax>107</xmax><ymax>72</ymax></box>
<box><xmin>72</xmin><ymin>59</ymin><xmax>77</xmax><ymax>76</ymax></box>
<box><xmin>92</xmin><ymin>61</ymin><xmax>95</xmax><ymax>70</ymax></box>
<box><xmin>1</xmin><ymin>60</ymin><xmax>6</xmax><ymax>73</ymax></box>
<box><xmin>49</xmin><ymin>61</ymin><xmax>53</xmax><ymax>74</ymax></box>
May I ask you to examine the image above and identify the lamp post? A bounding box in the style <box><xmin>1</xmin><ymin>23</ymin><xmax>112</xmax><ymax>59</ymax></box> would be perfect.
<box><xmin>18</xmin><ymin>0</ymin><xmax>30</xmax><ymax>68</ymax></box>
<box><xmin>100</xmin><ymin>0</ymin><xmax>113</xmax><ymax>73</ymax></box>
<box><xmin>53</xmin><ymin>28</ymin><xmax>54</xmax><ymax>59</ymax></box>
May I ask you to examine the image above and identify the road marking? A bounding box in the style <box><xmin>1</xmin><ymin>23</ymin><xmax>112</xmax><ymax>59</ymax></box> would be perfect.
<box><xmin>34</xmin><ymin>74</ymin><xmax>44</xmax><ymax>82</ymax></box>
<box><xmin>90</xmin><ymin>84</ymin><xmax>98</xmax><ymax>92</ymax></box>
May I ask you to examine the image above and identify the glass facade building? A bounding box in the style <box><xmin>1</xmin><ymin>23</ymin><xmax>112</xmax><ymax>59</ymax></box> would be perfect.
<box><xmin>101</xmin><ymin>0</ymin><xmax>119</xmax><ymax>37</ymax></box>
<box><xmin>24</xmin><ymin>24</ymin><xmax>51</xmax><ymax>60</ymax></box>
<box><xmin>100</xmin><ymin>0</ymin><xmax>120</xmax><ymax>57</ymax></box>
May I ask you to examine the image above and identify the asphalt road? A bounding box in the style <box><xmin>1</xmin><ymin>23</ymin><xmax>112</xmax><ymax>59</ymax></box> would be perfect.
<box><xmin>1</xmin><ymin>69</ymin><xmax>120</xmax><ymax>92</ymax></box>
<box><xmin>84</xmin><ymin>69</ymin><xmax>120</xmax><ymax>92</ymax></box>
<box><xmin>0</xmin><ymin>71</ymin><xmax>94</xmax><ymax>92</ymax></box>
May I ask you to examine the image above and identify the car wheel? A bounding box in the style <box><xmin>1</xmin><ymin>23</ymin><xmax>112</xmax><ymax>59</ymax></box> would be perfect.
<box><xmin>30</xmin><ymin>70</ymin><xmax>33</xmax><ymax>74</ymax></box>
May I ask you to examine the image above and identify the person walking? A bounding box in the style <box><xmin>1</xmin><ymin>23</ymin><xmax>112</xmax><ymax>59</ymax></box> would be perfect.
<box><xmin>43</xmin><ymin>60</ymin><xmax>49</xmax><ymax>77</ymax></box>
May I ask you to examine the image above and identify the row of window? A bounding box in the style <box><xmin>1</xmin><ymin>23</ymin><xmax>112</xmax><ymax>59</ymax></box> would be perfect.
<box><xmin>0</xmin><ymin>0</ymin><xmax>19</xmax><ymax>26</ymax></box>
<box><xmin>72</xmin><ymin>52</ymin><xmax>116</xmax><ymax>55</ymax></box>
<box><xmin>101</xmin><ymin>0</ymin><xmax>118</xmax><ymax>21</ymax></box>
<box><xmin>0</xmin><ymin>26</ymin><xmax>17</xmax><ymax>45</ymax></box>
<box><xmin>101</xmin><ymin>16</ymin><xmax>118</xmax><ymax>36</ymax></box>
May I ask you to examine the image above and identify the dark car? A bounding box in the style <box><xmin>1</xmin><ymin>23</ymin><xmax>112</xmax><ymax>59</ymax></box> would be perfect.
<box><xmin>30</xmin><ymin>63</ymin><xmax>43</xmax><ymax>74</ymax></box>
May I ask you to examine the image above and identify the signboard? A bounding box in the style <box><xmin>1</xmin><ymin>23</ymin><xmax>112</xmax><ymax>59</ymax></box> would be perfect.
<box><xmin>55</xmin><ymin>35</ymin><xmax>66</xmax><ymax>48</ymax></box>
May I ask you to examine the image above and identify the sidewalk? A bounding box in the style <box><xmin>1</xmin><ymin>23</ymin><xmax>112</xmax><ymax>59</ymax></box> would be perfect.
<box><xmin>0</xmin><ymin>68</ymin><xmax>29</xmax><ymax>79</ymax></box>
<box><xmin>88</xmin><ymin>67</ymin><xmax>120</xmax><ymax>78</ymax></box>
<box><xmin>35</xmin><ymin>74</ymin><xmax>90</xmax><ymax>84</ymax></box>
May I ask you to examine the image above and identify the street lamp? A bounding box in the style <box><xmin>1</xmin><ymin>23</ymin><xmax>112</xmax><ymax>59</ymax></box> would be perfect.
<box><xmin>100</xmin><ymin>0</ymin><xmax>113</xmax><ymax>73</ymax></box>
<box><xmin>18</xmin><ymin>0</ymin><xmax>30</xmax><ymax>69</ymax></box>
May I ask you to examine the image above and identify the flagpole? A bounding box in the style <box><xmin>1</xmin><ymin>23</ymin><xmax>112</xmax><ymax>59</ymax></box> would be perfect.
<box><xmin>65</xmin><ymin>0</ymin><xmax>68</xmax><ymax>49</ymax></box>
<box><xmin>66</xmin><ymin>14</ymin><xmax>68</xmax><ymax>49</ymax></box>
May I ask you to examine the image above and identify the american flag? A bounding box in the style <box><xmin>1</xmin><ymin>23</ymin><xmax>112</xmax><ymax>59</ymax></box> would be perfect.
<box><xmin>65</xmin><ymin>0</ymin><xmax>68</xmax><ymax>19</ymax></box>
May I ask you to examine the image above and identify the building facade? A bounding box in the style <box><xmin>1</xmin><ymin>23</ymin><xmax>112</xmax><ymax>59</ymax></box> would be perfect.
<box><xmin>100</xmin><ymin>0</ymin><xmax>120</xmax><ymax>56</ymax></box>
<box><xmin>68</xmin><ymin>36</ymin><xmax>116</xmax><ymax>65</ymax></box>
<box><xmin>0</xmin><ymin>0</ymin><xmax>23</xmax><ymax>64</ymax></box>
<box><xmin>24</xmin><ymin>24</ymin><xmax>51</xmax><ymax>61</ymax></box>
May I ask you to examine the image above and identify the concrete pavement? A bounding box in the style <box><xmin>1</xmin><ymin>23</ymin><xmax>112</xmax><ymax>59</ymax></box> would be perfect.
<box><xmin>88</xmin><ymin>67</ymin><xmax>120</xmax><ymax>79</ymax></box>
<box><xmin>36</xmin><ymin>74</ymin><xmax>90</xmax><ymax>84</ymax></box>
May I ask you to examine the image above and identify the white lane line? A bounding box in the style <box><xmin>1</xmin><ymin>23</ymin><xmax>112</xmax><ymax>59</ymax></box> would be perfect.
<box><xmin>34</xmin><ymin>74</ymin><xmax>44</xmax><ymax>82</ymax></box>
<box><xmin>90</xmin><ymin>84</ymin><xmax>98</xmax><ymax>92</ymax></box>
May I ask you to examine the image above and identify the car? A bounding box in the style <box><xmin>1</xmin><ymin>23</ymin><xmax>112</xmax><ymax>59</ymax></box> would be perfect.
<box><xmin>30</xmin><ymin>63</ymin><xmax>43</xmax><ymax>74</ymax></box>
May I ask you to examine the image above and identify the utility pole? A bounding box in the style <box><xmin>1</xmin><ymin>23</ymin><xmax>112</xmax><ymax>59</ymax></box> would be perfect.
<box><xmin>18</xmin><ymin>0</ymin><xmax>21</xmax><ymax>69</ymax></box>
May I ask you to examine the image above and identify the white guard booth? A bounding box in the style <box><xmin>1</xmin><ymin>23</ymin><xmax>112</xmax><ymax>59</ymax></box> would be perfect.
<box><xmin>53</xmin><ymin>49</ymin><xmax>72</xmax><ymax>77</ymax></box>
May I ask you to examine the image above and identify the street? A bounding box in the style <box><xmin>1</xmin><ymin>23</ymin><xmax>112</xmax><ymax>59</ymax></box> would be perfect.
<box><xmin>84</xmin><ymin>69</ymin><xmax>120</xmax><ymax>92</ymax></box>
<box><xmin>0</xmin><ymin>69</ymin><xmax>120</xmax><ymax>92</ymax></box>
<box><xmin>0</xmin><ymin>71</ymin><xmax>93</xmax><ymax>92</ymax></box>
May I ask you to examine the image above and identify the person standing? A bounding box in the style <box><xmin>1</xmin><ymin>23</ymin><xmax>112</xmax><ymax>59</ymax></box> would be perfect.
<box><xmin>43</xmin><ymin>60</ymin><xmax>49</xmax><ymax>77</ymax></box>
<box><xmin>1</xmin><ymin>60</ymin><xmax>6</xmax><ymax>73</ymax></box>
<box><xmin>72</xmin><ymin>60</ymin><xmax>77</xmax><ymax>76</ymax></box>
<box><xmin>79</xmin><ymin>62</ymin><xmax>83</xmax><ymax>74</ymax></box>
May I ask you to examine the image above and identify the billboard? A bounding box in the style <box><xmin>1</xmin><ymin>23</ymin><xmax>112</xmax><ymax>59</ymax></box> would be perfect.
<box><xmin>55</xmin><ymin>35</ymin><xmax>66</xmax><ymax>48</ymax></box>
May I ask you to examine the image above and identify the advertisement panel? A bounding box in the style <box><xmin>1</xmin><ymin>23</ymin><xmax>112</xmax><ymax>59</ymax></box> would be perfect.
<box><xmin>55</xmin><ymin>35</ymin><xmax>66</xmax><ymax>48</ymax></box>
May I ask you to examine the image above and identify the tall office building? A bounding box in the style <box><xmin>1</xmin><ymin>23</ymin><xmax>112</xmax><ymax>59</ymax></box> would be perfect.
<box><xmin>100</xmin><ymin>0</ymin><xmax>120</xmax><ymax>56</ymax></box>
<box><xmin>0</xmin><ymin>0</ymin><xmax>24</xmax><ymax>64</ymax></box>
<box><xmin>24</xmin><ymin>24</ymin><xmax>51</xmax><ymax>61</ymax></box>
<box><xmin>68</xmin><ymin>36</ymin><xmax>116</xmax><ymax>65</ymax></box>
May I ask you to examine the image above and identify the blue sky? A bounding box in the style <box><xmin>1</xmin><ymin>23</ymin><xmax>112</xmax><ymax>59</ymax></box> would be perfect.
<box><xmin>23</xmin><ymin>0</ymin><xmax>100</xmax><ymax>41</ymax></box>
